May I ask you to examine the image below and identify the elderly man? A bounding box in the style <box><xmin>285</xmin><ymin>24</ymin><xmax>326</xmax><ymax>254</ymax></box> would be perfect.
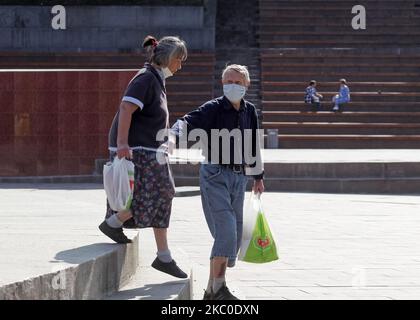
<box><xmin>170</xmin><ymin>64</ymin><xmax>265</xmax><ymax>300</ymax></box>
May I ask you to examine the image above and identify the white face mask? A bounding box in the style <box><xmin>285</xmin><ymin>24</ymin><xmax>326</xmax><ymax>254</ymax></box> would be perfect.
<box><xmin>162</xmin><ymin>67</ymin><xmax>173</xmax><ymax>79</ymax></box>
<box><xmin>223</xmin><ymin>84</ymin><xmax>246</xmax><ymax>103</ymax></box>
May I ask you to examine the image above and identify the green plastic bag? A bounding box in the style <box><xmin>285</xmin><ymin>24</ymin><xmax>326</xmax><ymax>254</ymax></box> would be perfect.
<box><xmin>239</xmin><ymin>193</ymin><xmax>279</xmax><ymax>264</ymax></box>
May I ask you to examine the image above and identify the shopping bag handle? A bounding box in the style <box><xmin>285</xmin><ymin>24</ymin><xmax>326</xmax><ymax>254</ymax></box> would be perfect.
<box><xmin>251</xmin><ymin>191</ymin><xmax>263</xmax><ymax>213</ymax></box>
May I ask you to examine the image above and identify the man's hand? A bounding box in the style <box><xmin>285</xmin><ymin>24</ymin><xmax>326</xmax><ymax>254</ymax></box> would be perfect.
<box><xmin>253</xmin><ymin>179</ymin><xmax>265</xmax><ymax>194</ymax></box>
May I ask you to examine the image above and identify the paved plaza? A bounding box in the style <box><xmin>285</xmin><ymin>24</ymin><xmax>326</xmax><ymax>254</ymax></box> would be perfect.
<box><xmin>1</xmin><ymin>183</ymin><xmax>420</xmax><ymax>299</ymax></box>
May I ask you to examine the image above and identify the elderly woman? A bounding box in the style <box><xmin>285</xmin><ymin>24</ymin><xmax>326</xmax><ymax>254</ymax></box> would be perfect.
<box><xmin>98</xmin><ymin>35</ymin><xmax>188</xmax><ymax>279</ymax></box>
<box><xmin>171</xmin><ymin>64</ymin><xmax>265</xmax><ymax>299</ymax></box>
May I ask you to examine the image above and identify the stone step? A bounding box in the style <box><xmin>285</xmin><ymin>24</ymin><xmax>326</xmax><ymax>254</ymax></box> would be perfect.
<box><xmin>262</xmin><ymin>122</ymin><xmax>420</xmax><ymax>135</ymax></box>
<box><xmin>170</xmin><ymin>151</ymin><xmax>420</xmax><ymax>193</ymax></box>
<box><xmin>259</xmin><ymin>10</ymin><xmax>417</xmax><ymax>17</ymax></box>
<box><xmin>258</xmin><ymin>34</ymin><xmax>420</xmax><ymax>44</ymax></box>
<box><xmin>259</xmin><ymin>15</ymin><xmax>420</xmax><ymax>22</ymax></box>
<box><xmin>261</xmin><ymin>61</ymin><xmax>420</xmax><ymax>67</ymax></box>
<box><xmin>259</xmin><ymin>40</ymin><xmax>420</xmax><ymax>47</ymax></box>
<box><xmin>0</xmin><ymin>168</ymin><xmax>199</xmax><ymax>198</ymax></box>
<box><xmin>263</xmin><ymin>92</ymin><xmax>420</xmax><ymax>102</ymax></box>
<box><xmin>259</xmin><ymin>22</ymin><xmax>420</xmax><ymax>29</ymax></box>
<box><xmin>260</xmin><ymin>0</ymin><xmax>415</xmax><ymax>6</ymax></box>
<box><xmin>262</xmin><ymin>101</ymin><xmax>420</xmax><ymax>112</ymax></box>
<box><xmin>105</xmin><ymin>238</ymin><xmax>192</xmax><ymax>300</ymax></box>
<box><xmin>261</xmin><ymin>72</ymin><xmax>420</xmax><ymax>82</ymax></box>
<box><xmin>174</xmin><ymin>175</ymin><xmax>420</xmax><ymax>194</ymax></box>
<box><xmin>262</xmin><ymin>111</ymin><xmax>420</xmax><ymax>123</ymax></box>
<box><xmin>260</xmin><ymin>6</ymin><xmax>416</xmax><ymax>11</ymax></box>
<box><xmin>265</xmin><ymin>134</ymin><xmax>420</xmax><ymax>148</ymax></box>
<box><xmin>0</xmin><ymin>229</ymin><xmax>139</xmax><ymax>300</ymax></box>
<box><xmin>260</xmin><ymin>177</ymin><xmax>420</xmax><ymax>194</ymax></box>
<box><xmin>262</xmin><ymin>82</ymin><xmax>420</xmax><ymax>93</ymax></box>
<box><xmin>171</xmin><ymin>160</ymin><xmax>420</xmax><ymax>179</ymax></box>
<box><xmin>0</xmin><ymin>175</ymin><xmax>103</xmax><ymax>184</ymax></box>
<box><xmin>258</xmin><ymin>30</ymin><xmax>420</xmax><ymax>36</ymax></box>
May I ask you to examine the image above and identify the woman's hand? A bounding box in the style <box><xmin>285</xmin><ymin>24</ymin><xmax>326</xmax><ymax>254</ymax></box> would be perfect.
<box><xmin>117</xmin><ymin>144</ymin><xmax>132</xmax><ymax>160</ymax></box>
<box><xmin>253</xmin><ymin>179</ymin><xmax>265</xmax><ymax>194</ymax></box>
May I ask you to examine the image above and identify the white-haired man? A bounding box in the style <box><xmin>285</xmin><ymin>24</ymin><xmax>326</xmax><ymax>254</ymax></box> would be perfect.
<box><xmin>170</xmin><ymin>64</ymin><xmax>265</xmax><ymax>300</ymax></box>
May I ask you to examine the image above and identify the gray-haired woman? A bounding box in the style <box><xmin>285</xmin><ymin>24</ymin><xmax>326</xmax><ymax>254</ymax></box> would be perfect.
<box><xmin>98</xmin><ymin>35</ymin><xmax>188</xmax><ymax>278</ymax></box>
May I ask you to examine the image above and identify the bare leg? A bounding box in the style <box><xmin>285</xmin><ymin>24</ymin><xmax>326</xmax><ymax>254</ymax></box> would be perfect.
<box><xmin>212</xmin><ymin>256</ymin><xmax>228</xmax><ymax>283</ymax></box>
<box><xmin>153</xmin><ymin>228</ymin><xmax>169</xmax><ymax>252</ymax></box>
<box><xmin>150</xmin><ymin>228</ymin><xmax>187</xmax><ymax>278</ymax></box>
<box><xmin>211</xmin><ymin>256</ymin><xmax>228</xmax><ymax>296</ymax></box>
<box><xmin>206</xmin><ymin>258</ymin><xmax>214</xmax><ymax>294</ymax></box>
<box><xmin>209</xmin><ymin>259</ymin><xmax>214</xmax><ymax>282</ymax></box>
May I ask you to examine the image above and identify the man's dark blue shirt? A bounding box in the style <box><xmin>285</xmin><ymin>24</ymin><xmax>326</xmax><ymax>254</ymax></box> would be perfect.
<box><xmin>171</xmin><ymin>96</ymin><xmax>264</xmax><ymax>180</ymax></box>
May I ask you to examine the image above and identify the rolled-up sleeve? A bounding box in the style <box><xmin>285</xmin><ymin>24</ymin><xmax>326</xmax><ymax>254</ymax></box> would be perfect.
<box><xmin>170</xmin><ymin>101</ymin><xmax>216</xmax><ymax>137</ymax></box>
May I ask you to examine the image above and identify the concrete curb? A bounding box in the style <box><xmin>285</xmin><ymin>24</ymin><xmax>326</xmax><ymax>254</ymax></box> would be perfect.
<box><xmin>175</xmin><ymin>186</ymin><xmax>201</xmax><ymax>197</ymax></box>
<box><xmin>105</xmin><ymin>248</ymin><xmax>193</xmax><ymax>300</ymax></box>
<box><xmin>0</xmin><ymin>175</ymin><xmax>102</xmax><ymax>184</ymax></box>
<box><xmin>0</xmin><ymin>176</ymin><xmax>200</xmax><ymax>197</ymax></box>
<box><xmin>0</xmin><ymin>233</ymin><xmax>139</xmax><ymax>300</ymax></box>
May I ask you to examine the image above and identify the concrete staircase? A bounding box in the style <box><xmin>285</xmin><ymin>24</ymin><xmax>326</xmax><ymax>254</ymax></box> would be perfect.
<box><xmin>170</xmin><ymin>149</ymin><xmax>420</xmax><ymax>195</ymax></box>
<box><xmin>0</xmin><ymin>231</ymin><xmax>140</xmax><ymax>300</ymax></box>
<box><xmin>260</xmin><ymin>48</ymin><xmax>420</xmax><ymax>148</ymax></box>
<box><xmin>258</xmin><ymin>0</ymin><xmax>420</xmax><ymax>149</ymax></box>
<box><xmin>213</xmin><ymin>0</ymin><xmax>262</xmax><ymax>116</ymax></box>
<box><xmin>0</xmin><ymin>189</ymin><xmax>193</xmax><ymax>300</ymax></box>
<box><xmin>105</xmin><ymin>230</ymin><xmax>192</xmax><ymax>300</ymax></box>
<box><xmin>258</xmin><ymin>0</ymin><xmax>420</xmax><ymax>48</ymax></box>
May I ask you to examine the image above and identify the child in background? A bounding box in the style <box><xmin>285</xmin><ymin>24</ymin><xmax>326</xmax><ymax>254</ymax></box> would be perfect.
<box><xmin>305</xmin><ymin>80</ymin><xmax>323</xmax><ymax>112</ymax></box>
<box><xmin>332</xmin><ymin>79</ymin><xmax>351</xmax><ymax>112</ymax></box>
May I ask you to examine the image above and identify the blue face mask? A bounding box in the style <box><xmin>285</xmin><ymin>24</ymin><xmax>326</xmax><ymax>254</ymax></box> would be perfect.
<box><xmin>223</xmin><ymin>84</ymin><xmax>246</xmax><ymax>103</ymax></box>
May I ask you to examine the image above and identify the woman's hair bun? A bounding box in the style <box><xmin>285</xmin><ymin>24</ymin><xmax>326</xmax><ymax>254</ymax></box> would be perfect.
<box><xmin>143</xmin><ymin>35</ymin><xmax>158</xmax><ymax>48</ymax></box>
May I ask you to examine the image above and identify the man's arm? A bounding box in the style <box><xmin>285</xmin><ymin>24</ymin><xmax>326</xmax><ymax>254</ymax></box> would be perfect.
<box><xmin>168</xmin><ymin>101</ymin><xmax>216</xmax><ymax>152</ymax></box>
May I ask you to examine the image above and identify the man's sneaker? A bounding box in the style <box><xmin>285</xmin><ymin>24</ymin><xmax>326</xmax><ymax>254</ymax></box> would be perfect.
<box><xmin>98</xmin><ymin>221</ymin><xmax>132</xmax><ymax>244</ymax></box>
<box><xmin>213</xmin><ymin>283</ymin><xmax>239</xmax><ymax>300</ymax></box>
<box><xmin>151</xmin><ymin>257</ymin><xmax>188</xmax><ymax>279</ymax></box>
<box><xmin>202</xmin><ymin>290</ymin><xmax>212</xmax><ymax>300</ymax></box>
<box><xmin>332</xmin><ymin>105</ymin><xmax>340</xmax><ymax>112</ymax></box>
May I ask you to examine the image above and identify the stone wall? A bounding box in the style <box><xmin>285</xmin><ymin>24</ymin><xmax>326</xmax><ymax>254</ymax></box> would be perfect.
<box><xmin>0</xmin><ymin>2</ymin><xmax>216</xmax><ymax>51</ymax></box>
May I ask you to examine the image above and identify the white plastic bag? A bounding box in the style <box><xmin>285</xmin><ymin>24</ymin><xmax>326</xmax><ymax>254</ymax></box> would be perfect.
<box><xmin>238</xmin><ymin>192</ymin><xmax>260</xmax><ymax>260</ymax></box>
<box><xmin>103</xmin><ymin>156</ymin><xmax>135</xmax><ymax>212</ymax></box>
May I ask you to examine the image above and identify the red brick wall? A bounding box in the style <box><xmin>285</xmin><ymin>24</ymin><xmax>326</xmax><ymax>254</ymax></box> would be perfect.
<box><xmin>0</xmin><ymin>70</ymin><xmax>136</xmax><ymax>176</ymax></box>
